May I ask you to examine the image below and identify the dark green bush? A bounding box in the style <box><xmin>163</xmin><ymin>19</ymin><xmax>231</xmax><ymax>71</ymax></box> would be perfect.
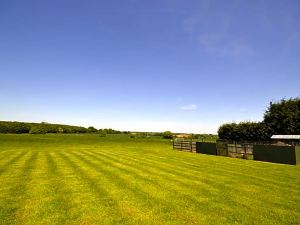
<box><xmin>163</xmin><ymin>131</ymin><xmax>173</xmax><ymax>139</ymax></box>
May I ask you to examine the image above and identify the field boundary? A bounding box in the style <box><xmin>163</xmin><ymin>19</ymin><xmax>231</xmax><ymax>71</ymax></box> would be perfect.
<box><xmin>173</xmin><ymin>140</ymin><xmax>299</xmax><ymax>165</ymax></box>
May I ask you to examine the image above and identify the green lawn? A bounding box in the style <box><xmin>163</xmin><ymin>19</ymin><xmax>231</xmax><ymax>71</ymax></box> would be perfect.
<box><xmin>0</xmin><ymin>134</ymin><xmax>299</xmax><ymax>225</ymax></box>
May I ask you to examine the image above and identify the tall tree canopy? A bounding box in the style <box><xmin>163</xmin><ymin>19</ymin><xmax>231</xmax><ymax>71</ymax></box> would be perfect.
<box><xmin>263</xmin><ymin>98</ymin><xmax>300</xmax><ymax>135</ymax></box>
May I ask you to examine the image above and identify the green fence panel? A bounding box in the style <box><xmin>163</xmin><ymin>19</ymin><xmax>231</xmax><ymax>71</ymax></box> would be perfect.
<box><xmin>296</xmin><ymin>147</ymin><xmax>300</xmax><ymax>165</ymax></box>
<box><xmin>196</xmin><ymin>142</ymin><xmax>217</xmax><ymax>155</ymax></box>
<box><xmin>216</xmin><ymin>141</ymin><xmax>228</xmax><ymax>156</ymax></box>
<box><xmin>253</xmin><ymin>145</ymin><xmax>297</xmax><ymax>165</ymax></box>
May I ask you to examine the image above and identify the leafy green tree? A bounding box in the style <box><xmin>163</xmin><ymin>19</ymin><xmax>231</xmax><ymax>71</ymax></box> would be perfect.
<box><xmin>263</xmin><ymin>98</ymin><xmax>300</xmax><ymax>134</ymax></box>
<box><xmin>162</xmin><ymin>131</ymin><xmax>173</xmax><ymax>139</ymax></box>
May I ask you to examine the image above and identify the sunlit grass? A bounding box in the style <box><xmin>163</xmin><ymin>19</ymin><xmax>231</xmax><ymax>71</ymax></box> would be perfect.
<box><xmin>0</xmin><ymin>134</ymin><xmax>299</xmax><ymax>225</ymax></box>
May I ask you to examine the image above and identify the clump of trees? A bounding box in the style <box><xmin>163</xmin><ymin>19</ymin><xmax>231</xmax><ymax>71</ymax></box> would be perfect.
<box><xmin>218</xmin><ymin>97</ymin><xmax>300</xmax><ymax>141</ymax></box>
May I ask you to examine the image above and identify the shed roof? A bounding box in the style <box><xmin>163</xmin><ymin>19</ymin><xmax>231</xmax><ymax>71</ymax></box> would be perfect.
<box><xmin>271</xmin><ymin>135</ymin><xmax>300</xmax><ymax>140</ymax></box>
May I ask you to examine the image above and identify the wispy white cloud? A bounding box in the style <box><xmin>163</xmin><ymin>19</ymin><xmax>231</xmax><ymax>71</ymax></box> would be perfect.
<box><xmin>180</xmin><ymin>104</ymin><xmax>198</xmax><ymax>111</ymax></box>
<box><xmin>198</xmin><ymin>33</ymin><xmax>254</xmax><ymax>57</ymax></box>
<box><xmin>182</xmin><ymin>1</ymin><xmax>254</xmax><ymax>58</ymax></box>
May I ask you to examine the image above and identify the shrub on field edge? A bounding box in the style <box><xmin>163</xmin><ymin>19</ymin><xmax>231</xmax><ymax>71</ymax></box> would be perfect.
<box><xmin>163</xmin><ymin>131</ymin><xmax>173</xmax><ymax>139</ymax></box>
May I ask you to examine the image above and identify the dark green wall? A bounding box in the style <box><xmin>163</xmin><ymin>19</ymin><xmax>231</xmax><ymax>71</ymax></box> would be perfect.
<box><xmin>253</xmin><ymin>145</ymin><xmax>298</xmax><ymax>165</ymax></box>
<box><xmin>196</xmin><ymin>142</ymin><xmax>217</xmax><ymax>155</ymax></box>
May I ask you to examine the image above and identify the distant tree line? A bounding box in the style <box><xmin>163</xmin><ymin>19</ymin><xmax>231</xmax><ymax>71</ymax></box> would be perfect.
<box><xmin>218</xmin><ymin>97</ymin><xmax>300</xmax><ymax>141</ymax></box>
<box><xmin>0</xmin><ymin>121</ymin><xmax>126</xmax><ymax>135</ymax></box>
<box><xmin>0</xmin><ymin>121</ymin><xmax>31</xmax><ymax>134</ymax></box>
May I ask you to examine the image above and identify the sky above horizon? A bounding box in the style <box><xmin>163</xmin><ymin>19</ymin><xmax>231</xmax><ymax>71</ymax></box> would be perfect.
<box><xmin>1</xmin><ymin>0</ymin><xmax>300</xmax><ymax>134</ymax></box>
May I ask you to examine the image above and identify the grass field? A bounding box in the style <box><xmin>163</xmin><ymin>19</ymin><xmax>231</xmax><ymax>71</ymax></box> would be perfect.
<box><xmin>0</xmin><ymin>134</ymin><xmax>299</xmax><ymax>225</ymax></box>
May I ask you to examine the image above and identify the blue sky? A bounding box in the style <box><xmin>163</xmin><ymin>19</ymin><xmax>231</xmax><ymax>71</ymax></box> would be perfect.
<box><xmin>0</xmin><ymin>0</ymin><xmax>299</xmax><ymax>133</ymax></box>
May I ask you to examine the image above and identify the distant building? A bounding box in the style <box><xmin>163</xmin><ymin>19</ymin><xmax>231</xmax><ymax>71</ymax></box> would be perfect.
<box><xmin>271</xmin><ymin>135</ymin><xmax>300</xmax><ymax>146</ymax></box>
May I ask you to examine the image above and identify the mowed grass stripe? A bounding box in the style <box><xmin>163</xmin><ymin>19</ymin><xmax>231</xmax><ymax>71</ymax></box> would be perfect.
<box><xmin>85</xmin><ymin>147</ymin><xmax>299</xmax><ymax>212</ymax></box>
<box><xmin>83</xmin><ymin>149</ymin><xmax>300</xmax><ymax>224</ymax></box>
<box><xmin>81</xmin><ymin>150</ymin><xmax>219</xmax><ymax>203</ymax></box>
<box><xmin>16</xmin><ymin>151</ymin><xmax>76</xmax><ymax>225</ymax></box>
<box><xmin>82</xmin><ymin>149</ymin><xmax>214</xmax><ymax>193</ymax></box>
<box><xmin>0</xmin><ymin>151</ymin><xmax>28</xmax><ymax>175</ymax></box>
<box><xmin>0</xmin><ymin>152</ymin><xmax>38</xmax><ymax>225</ymax></box>
<box><xmin>69</xmin><ymin>150</ymin><xmax>215</xmax><ymax>224</ymax></box>
<box><xmin>0</xmin><ymin>150</ymin><xmax>20</xmax><ymax>162</ymax></box>
<box><xmin>72</xmin><ymin>150</ymin><xmax>185</xmax><ymax>205</ymax></box>
<box><xmin>62</xmin><ymin>151</ymin><xmax>171</xmax><ymax>225</ymax></box>
<box><xmin>131</xmin><ymin>149</ymin><xmax>300</xmax><ymax>185</ymax></box>
<box><xmin>80</xmin><ymin>150</ymin><xmax>278</xmax><ymax>224</ymax></box>
<box><xmin>103</xmin><ymin>148</ymin><xmax>300</xmax><ymax>192</ymax></box>
<box><xmin>78</xmin><ymin>150</ymin><xmax>260</xmax><ymax>224</ymax></box>
<box><xmin>12</xmin><ymin>151</ymin><xmax>57</xmax><ymax>225</ymax></box>
<box><xmin>112</xmin><ymin>146</ymin><xmax>286</xmax><ymax>178</ymax></box>
<box><xmin>89</xmin><ymin>149</ymin><xmax>244</xmax><ymax>196</ymax></box>
<box><xmin>57</xmin><ymin>151</ymin><xmax>154</xmax><ymax>225</ymax></box>
<box><xmin>0</xmin><ymin>134</ymin><xmax>299</xmax><ymax>225</ymax></box>
<box><xmin>54</xmin><ymin>151</ymin><xmax>116</xmax><ymax>225</ymax></box>
<box><xmin>88</xmin><ymin>149</ymin><xmax>214</xmax><ymax>185</ymax></box>
<box><xmin>78</xmin><ymin>149</ymin><xmax>234</xmax><ymax>224</ymax></box>
<box><xmin>0</xmin><ymin>152</ymin><xmax>30</xmax><ymax>195</ymax></box>
<box><xmin>116</xmin><ymin>149</ymin><xmax>300</xmax><ymax>205</ymax></box>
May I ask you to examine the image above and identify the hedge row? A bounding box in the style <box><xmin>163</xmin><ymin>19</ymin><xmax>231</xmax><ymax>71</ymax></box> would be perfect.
<box><xmin>218</xmin><ymin>122</ymin><xmax>272</xmax><ymax>141</ymax></box>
